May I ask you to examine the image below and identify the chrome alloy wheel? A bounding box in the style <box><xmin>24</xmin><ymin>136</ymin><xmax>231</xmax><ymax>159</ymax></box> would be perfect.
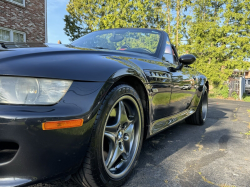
<box><xmin>102</xmin><ymin>95</ymin><xmax>141</xmax><ymax>178</ymax></box>
<box><xmin>201</xmin><ymin>91</ymin><xmax>208</xmax><ymax>121</ymax></box>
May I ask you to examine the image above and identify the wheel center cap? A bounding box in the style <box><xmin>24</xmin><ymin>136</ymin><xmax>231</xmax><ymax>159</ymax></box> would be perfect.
<box><xmin>118</xmin><ymin>131</ymin><xmax>123</xmax><ymax>141</ymax></box>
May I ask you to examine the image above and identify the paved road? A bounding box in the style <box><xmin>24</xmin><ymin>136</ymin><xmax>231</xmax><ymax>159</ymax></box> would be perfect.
<box><xmin>31</xmin><ymin>99</ymin><xmax>250</xmax><ymax>187</ymax></box>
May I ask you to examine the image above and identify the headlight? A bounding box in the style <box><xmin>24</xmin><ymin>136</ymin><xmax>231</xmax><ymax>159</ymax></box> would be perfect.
<box><xmin>0</xmin><ymin>77</ymin><xmax>72</xmax><ymax>105</ymax></box>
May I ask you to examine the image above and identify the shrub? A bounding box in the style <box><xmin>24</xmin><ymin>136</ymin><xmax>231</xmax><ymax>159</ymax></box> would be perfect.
<box><xmin>220</xmin><ymin>85</ymin><xmax>229</xmax><ymax>99</ymax></box>
<box><xmin>208</xmin><ymin>93</ymin><xmax>216</xmax><ymax>98</ymax></box>
<box><xmin>243</xmin><ymin>93</ymin><xmax>250</xmax><ymax>102</ymax></box>
<box><xmin>231</xmin><ymin>92</ymin><xmax>238</xmax><ymax>100</ymax></box>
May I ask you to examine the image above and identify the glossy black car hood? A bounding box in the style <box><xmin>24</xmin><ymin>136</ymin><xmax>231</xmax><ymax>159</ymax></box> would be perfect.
<box><xmin>0</xmin><ymin>45</ymin><xmax>154</xmax><ymax>82</ymax></box>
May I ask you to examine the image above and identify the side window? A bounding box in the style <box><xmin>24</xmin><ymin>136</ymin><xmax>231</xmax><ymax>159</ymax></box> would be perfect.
<box><xmin>162</xmin><ymin>36</ymin><xmax>178</xmax><ymax>65</ymax></box>
<box><xmin>163</xmin><ymin>37</ymin><xmax>174</xmax><ymax>64</ymax></box>
<box><xmin>172</xmin><ymin>46</ymin><xmax>179</xmax><ymax>65</ymax></box>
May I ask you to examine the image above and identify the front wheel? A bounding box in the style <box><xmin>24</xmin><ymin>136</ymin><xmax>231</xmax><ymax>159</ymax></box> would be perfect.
<box><xmin>73</xmin><ymin>84</ymin><xmax>144</xmax><ymax>187</ymax></box>
<box><xmin>185</xmin><ymin>86</ymin><xmax>208</xmax><ymax>125</ymax></box>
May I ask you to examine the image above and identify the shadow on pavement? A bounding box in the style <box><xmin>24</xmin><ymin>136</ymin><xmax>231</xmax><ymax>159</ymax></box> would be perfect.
<box><xmin>31</xmin><ymin>100</ymin><xmax>249</xmax><ymax>187</ymax></box>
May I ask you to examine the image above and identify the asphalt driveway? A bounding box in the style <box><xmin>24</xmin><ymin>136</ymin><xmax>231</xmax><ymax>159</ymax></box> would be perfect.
<box><xmin>30</xmin><ymin>99</ymin><xmax>250</xmax><ymax>187</ymax></box>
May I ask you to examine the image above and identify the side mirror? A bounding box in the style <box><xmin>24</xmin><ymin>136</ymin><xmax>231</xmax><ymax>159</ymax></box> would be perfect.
<box><xmin>179</xmin><ymin>54</ymin><xmax>196</xmax><ymax>65</ymax></box>
<box><xmin>168</xmin><ymin>54</ymin><xmax>196</xmax><ymax>72</ymax></box>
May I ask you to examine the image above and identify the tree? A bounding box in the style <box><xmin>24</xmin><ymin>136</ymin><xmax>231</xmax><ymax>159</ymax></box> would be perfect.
<box><xmin>64</xmin><ymin>0</ymin><xmax>250</xmax><ymax>88</ymax></box>
<box><xmin>179</xmin><ymin>0</ymin><xmax>250</xmax><ymax>87</ymax></box>
<box><xmin>64</xmin><ymin>14</ymin><xmax>86</xmax><ymax>42</ymax></box>
<box><xmin>175</xmin><ymin>0</ymin><xmax>180</xmax><ymax>49</ymax></box>
<box><xmin>64</xmin><ymin>0</ymin><xmax>166</xmax><ymax>41</ymax></box>
<box><xmin>166</xmin><ymin>0</ymin><xmax>172</xmax><ymax>35</ymax></box>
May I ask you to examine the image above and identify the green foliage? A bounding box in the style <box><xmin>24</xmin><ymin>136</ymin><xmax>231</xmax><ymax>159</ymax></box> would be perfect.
<box><xmin>245</xmin><ymin>131</ymin><xmax>250</xmax><ymax>136</ymax></box>
<box><xmin>208</xmin><ymin>93</ymin><xmax>216</xmax><ymax>98</ymax></box>
<box><xmin>64</xmin><ymin>0</ymin><xmax>250</xmax><ymax>88</ymax></box>
<box><xmin>64</xmin><ymin>14</ymin><xmax>85</xmax><ymax>41</ymax></box>
<box><xmin>180</xmin><ymin>0</ymin><xmax>250</xmax><ymax>87</ymax></box>
<box><xmin>243</xmin><ymin>93</ymin><xmax>250</xmax><ymax>102</ymax></box>
<box><xmin>220</xmin><ymin>85</ymin><xmax>229</xmax><ymax>99</ymax></box>
<box><xmin>210</xmin><ymin>85</ymin><xmax>229</xmax><ymax>98</ymax></box>
<box><xmin>64</xmin><ymin>0</ymin><xmax>166</xmax><ymax>41</ymax></box>
<box><xmin>231</xmin><ymin>92</ymin><xmax>238</xmax><ymax>100</ymax></box>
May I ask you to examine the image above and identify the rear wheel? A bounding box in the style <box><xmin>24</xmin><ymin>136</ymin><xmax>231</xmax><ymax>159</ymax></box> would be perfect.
<box><xmin>185</xmin><ymin>86</ymin><xmax>208</xmax><ymax>125</ymax></box>
<box><xmin>73</xmin><ymin>84</ymin><xmax>144</xmax><ymax>187</ymax></box>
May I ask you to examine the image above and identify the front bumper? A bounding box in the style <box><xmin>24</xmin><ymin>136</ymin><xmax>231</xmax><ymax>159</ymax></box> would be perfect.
<box><xmin>0</xmin><ymin>81</ymin><xmax>105</xmax><ymax>186</ymax></box>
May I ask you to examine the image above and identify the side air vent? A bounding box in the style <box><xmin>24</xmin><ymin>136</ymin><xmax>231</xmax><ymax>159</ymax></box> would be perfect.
<box><xmin>149</xmin><ymin>71</ymin><xmax>170</xmax><ymax>78</ymax></box>
<box><xmin>144</xmin><ymin>70</ymin><xmax>171</xmax><ymax>83</ymax></box>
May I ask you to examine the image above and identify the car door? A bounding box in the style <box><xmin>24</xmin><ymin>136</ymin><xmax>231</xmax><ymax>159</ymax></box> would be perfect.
<box><xmin>163</xmin><ymin>41</ymin><xmax>196</xmax><ymax>115</ymax></box>
<box><xmin>145</xmin><ymin>67</ymin><xmax>172</xmax><ymax>122</ymax></box>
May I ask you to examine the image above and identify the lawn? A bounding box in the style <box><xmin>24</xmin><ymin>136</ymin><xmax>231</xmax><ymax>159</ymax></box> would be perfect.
<box><xmin>243</xmin><ymin>93</ymin><xmax>250</xmax><ymax>102</ymax></box>
<box><xmin>188</xmin><ymin>89</ymin><xmax>196</xmax><ymax>92</ymax></box>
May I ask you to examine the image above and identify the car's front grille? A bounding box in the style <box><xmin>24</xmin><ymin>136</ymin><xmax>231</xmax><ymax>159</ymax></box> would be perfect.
<box><xmin>0</xmin><ymin>142</ymin><xmax>19</xmax><ymax>164</ymax></box>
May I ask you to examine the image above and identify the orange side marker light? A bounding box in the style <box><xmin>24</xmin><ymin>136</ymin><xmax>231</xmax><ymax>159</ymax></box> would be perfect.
<box><xmin>42</xmin><ymin>119</ymin><xmax>83</xmax><ymax>130</ymax></box>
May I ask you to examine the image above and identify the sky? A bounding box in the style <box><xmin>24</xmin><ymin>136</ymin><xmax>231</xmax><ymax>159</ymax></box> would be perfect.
<box><xmin>47</xmin><ymin>0</ymin><xmax>70</xmax><ymax>44</ymax></box>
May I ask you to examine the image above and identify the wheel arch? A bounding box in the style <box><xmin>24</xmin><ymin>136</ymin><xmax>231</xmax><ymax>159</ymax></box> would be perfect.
<box><xmin>109</xmin><ymin>75</ymin><xmax>150</xmax><ymax>140</ymax></box>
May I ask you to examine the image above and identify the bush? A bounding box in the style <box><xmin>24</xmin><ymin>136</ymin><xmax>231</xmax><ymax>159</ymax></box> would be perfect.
<box><xmin>209</xmin><ymin>85</ymin><xmax>229</xmax><ymax>99</ymax></box>
<box><xmin>208</xmin><ymin>93</ymin><xmax>216</xmax><ymax>98</ymax></box>
<box><xmin>243</xmin><ymin>93</ymin><xmax>250</xmax><ymax>102</ymax></box>
<box><xmin>220</xmin><ymin>85</ymin><xmax>229</xmax><ymax>99</ymax></box>
<box><xmin>231</xmin><ymin>92</ymin><xmax>238</xmax><ymax>100</ymax></box>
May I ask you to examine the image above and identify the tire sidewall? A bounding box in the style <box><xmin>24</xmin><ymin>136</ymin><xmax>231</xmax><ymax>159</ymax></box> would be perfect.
<box><xmin>198</xmin><ymin>86</ymin><xmax>208</xmax><ymax>124</ymax></box>
<box><xmin>91</xmin><ymin>85</ymin><xmax>144</xmax><ymax>186</ymax></box>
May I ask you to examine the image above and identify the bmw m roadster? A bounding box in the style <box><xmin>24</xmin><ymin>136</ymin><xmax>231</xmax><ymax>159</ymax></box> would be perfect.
<box><xmin>0</xmin><ymin>28</ymin><xmax>208</xmax><ymax>187</ymax></box>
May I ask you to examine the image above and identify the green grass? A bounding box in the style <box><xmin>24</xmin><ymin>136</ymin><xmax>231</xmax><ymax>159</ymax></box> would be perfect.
<box><xmin>188</xmin><ymin>89</ymin><xmax>196</xmax><ymax>92</ymax></box>
<box><xmin>243</xmin><ymin>94</ymin><xmax>250</xmax><ymax>102</ymax></box>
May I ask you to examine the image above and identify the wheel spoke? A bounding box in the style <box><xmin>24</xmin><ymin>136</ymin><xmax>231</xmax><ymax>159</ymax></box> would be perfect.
<box><xmin>104</xmin><ymin>131</ymin><xmax>117</xmax><ymax>167</ymax></box>
<box><xmin>124</xmin><ymin>123</ymin><xmax>134</xmax><ymax>136</ymax></box>
<box><xmin>118</xmin><ymin>101</ymin><xmax>132</xmax><ymax>126</ymax></box>
<box><xmin>105</xmin><ymin>101</ymin><xmax>130</xmax><ymax>132</ymax></box>
<box><xmin>115</xmin><ymin>158</ymin><xmax>126</xmax><ymax>170</ymax></box>
<box><xmin>104</xmin><ymin>131</ymin><xmax>116</xmax><ymax>145</ymax></box>
<box><xmin>123</xmin><ymin>123</ymin><xmax>135</xmax><ymax>155</ymax></box>
<box><xmin>107</xmin><ymin>143</ymin><xmax>125</xmax><ymax>169</ymax></box>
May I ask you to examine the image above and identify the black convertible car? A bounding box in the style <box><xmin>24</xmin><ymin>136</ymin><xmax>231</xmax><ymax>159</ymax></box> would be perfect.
<box><xmin>0</xmin><ymin>28</ymin><xmax>208</xmax><ymax>187</ymax></box>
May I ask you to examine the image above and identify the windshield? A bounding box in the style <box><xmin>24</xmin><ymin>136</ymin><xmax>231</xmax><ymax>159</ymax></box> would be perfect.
<box><xmin>71</xmin><ymin>29</ymin><xmax>161</xmax><ymax>55</ymax></box>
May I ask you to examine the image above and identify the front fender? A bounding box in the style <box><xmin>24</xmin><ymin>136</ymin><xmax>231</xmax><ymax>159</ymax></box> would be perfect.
<box><xmin>107</xmin><ymin>68</ymin><xmax>148</xmax><ymax>84</ymax></box>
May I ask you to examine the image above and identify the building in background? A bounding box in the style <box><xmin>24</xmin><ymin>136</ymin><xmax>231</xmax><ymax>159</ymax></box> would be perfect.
<box><xmin>233</xmin><ymin>68</ymin><xmax>250</xmax><ymax>79</ymax></box>
<box><xmin>244</xmin><ymin>71</ymin><xmax>250</xmax><ymax>79</ymax></box>
<box><xmin>0</xmin><ymin>0</ymin><xmax>47</xmax><ymax>43</ymax></box>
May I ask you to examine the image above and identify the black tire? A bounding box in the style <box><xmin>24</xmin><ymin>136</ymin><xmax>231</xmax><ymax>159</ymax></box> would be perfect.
<box><xmin>185</xmin><ymin>86</ymin><xmax>208</xmax><ymax>125</ymax></box>
<box><xmin>73</xmin><ymin>84</ymin><xmax>144</xmax><ymax>187</ymax></box>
